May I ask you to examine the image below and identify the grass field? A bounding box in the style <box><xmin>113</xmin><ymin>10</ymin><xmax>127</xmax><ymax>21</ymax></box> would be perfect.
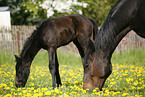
<box><xmin>0</xmin><ymin>48</ymin><xmax>145</xmax><ymax>97</ymax></box>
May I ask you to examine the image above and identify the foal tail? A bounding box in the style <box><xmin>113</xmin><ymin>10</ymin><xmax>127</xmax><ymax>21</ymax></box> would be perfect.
<box><xmin>89</xmin><ymin>18</ymin><xmax>98</xmax><ymax>41</ymax></box>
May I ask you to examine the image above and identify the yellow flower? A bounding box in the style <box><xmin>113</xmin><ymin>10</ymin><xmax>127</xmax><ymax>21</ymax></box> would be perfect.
<box><xmin>70</xmin><ymin>91</ymin><xmax>77</xmax><ymax>94</ymax></box>
<box><xmin>0</xmin><ymin>83</ymin><xmax>7</xmax><ymax>87</ymax></box>
<box><xmin>135</xmin><ymin>94</ymin><xmax>140</xmax><ymax>97</ymax></box>
<box><xmin>31</xmin><ymin>87</ymin><xmax>34</xmax><ymax>90</ymax></box>
<box><xmin>113</xmin><ymin>92</ymin><xmax>117</xmax><ymax>96</ymax></box>
<box><xmin>105</xmin><ymin>89</ymin><xmax>109</xmax><ymax>94</ymax></box>
<box><xmin>74</xmin><ymin>80</ymin><xmax>78</xmax><ymax>83</ymax></box>
<box><xmin>18</xmin><ymin>93</ymin><xmax>22</xmax><ymax>96</ymax></box>
<box><xmin>122</xmin><ymin>93</ymin><xmax>129</xmax><ymax>96</ymax></box>
<box><xmin>4</xmin><ymin>94</ymin><xmax>12</xmax><ymax>97</ymax></box>
<box><xmin>42</xmin><ymin>87</ymin><xmax>48</xmax><ymax>92</ymax></box>
<box><xmin>10</xmin><ymin>82</ymin><xmax>13</xmax><ymax>87</ymax></box>
<box><xmin>59</xmin><ymin>95</ymin><xmax>63</xmax><ymax>97</ymax></box>
<box><xmin>64</xmin><ymin>94</ymin><xmax>70</xmax><ymax>97</ymax></box>
<box><xmin>14</xmin><ymin>92</ymin><xmax>17</xmax><ymax>95</ymax></box>
<box><xmin>123</xmin><ymin>73</ymin><xmax>128</xmax><ymax>76</ymax></box>
<box><xmin>55</xmin><ymin>88</ymin><xmax>59</xmax><ymax>94</ymax></box>
<box><xmin>5</xmin><ymin>87</ymin><xmax>10</xmax><ymax>90</ymax></box>
<box><xmin>82</xmin><ymin>90</ymin><xmax>86</xmax><ymax>93</ymax></box>
<box><xmin>26</xmin><ymin>93</ymin><xmax>31</xmax><ymax>97</ymax></box>
<box><xmin>133</xmin><ymin>80</ymin><xmax>138</xmax><ymax>86</ymax></box>
<box><xmin>45</xmin><ymin>91</ymin><xmax>51</xmax><ymax>95</ymax></box>
<box><xmin>11</xmin><ymin>88</ymin><xmax>15</xmax><ymax>91</ymax></box>
<box><xmin>126</xmin><ymin>78</ymin><xmax>130</xmax><ymax>84</ymax></box>
<box><xmin>22</xmin><ymin>90</ymin><xmax>27</xmax><ymax>93</ymax></box>
<box><xmin>32</xmin><ymin>93</ymin><xmax>39</xmax><ymax>97</ymax></box>
<box><xmin>125</xmin><ymin>70</ymin><xmax>128</xmax><ymax>73</ymax></box>
<box><xmin>110</xmin><ymin>81</ymin><xmax>116</xmax><ymax>85</ymax></box>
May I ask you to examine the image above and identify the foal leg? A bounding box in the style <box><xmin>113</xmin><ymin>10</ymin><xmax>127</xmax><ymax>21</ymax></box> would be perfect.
<box><xmin>55</xmin><ymin>52</ymin><xmax>62</xmax><ymax>87</ymax></box>
<box><xmin>48</xmin><ymin>47</ymin><xmax>56</xmax><ymax>89</ymax></box>
<box><xmin>73</xmin><ymin>39</ymin><xmax>84</xmax><ymax>61</ymax></box>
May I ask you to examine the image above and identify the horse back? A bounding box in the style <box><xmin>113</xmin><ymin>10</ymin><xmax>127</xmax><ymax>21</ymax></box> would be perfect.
<box><xmin>131</xmin><ymin>0</ymin><xmax>145</xmax><ymax>38</ymax></box>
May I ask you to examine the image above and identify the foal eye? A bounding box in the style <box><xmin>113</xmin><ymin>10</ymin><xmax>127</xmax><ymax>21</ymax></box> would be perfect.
<box><xmin>18</xmin><ymin>70</ymin><xmax>21</xmax><ymax>74</ymax></box>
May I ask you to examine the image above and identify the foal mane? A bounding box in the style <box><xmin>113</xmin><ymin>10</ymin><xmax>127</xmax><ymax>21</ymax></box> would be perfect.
<box><xmin>20</xmin><ymin>29</ymin><xmax>38</xmax><ymax>58</ymax></box>
<box><xmin>19</xmin><ymin>20</ymin><xmax>46</xmax><ymax>58</ymax></box>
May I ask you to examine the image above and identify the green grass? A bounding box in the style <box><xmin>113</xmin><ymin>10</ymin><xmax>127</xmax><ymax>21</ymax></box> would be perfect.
<box><xmin>112</xmin><ymin>49</ymin><xmax>145</xmax><ymax>65</ymax></box>
<box><xmin>0</xmin><ymin>49</ymin><xmax>145</xmax><ymax>97</ymax></box>
<box><xmin>32</xmin><ymin>49</ymin><xmax>82</xmax><ymax>67</ymax></box>
<box><xmin>0</xmin><ymin>50</ymin><xmax>15</xmax><ymax>65</ymax></box>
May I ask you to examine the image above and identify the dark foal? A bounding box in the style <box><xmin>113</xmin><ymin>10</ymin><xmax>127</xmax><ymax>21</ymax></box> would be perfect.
<box><xmin>83</xmin><ymin>0</ymin><xmax>145</xmax><ymax>91</ymax></box>
<box><xmin>15</xmin><ymin>14</ymin><xmax>98</xmax><ymax>88</ymax></box>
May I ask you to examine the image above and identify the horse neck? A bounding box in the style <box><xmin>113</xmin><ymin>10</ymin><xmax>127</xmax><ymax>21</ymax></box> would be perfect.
<box><xmin>20</xmin><ymin>40</ymin><xmax>40</xmax><ymax>65</ymax></box>
<box><xmin>95</xmin><ymin>15</ymin><xmax>131</xmax><ymax>60</ymax></box>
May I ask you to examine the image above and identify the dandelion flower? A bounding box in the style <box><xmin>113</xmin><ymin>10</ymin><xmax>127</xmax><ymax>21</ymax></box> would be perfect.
<box><xmin>122</xmin><ymin>93</ymin><xmax>129</xmax><ymax>96</ymax></box>
<box><xmin>45</xmin><ymin>91</ymin><xmax>51</xmax><ymax>95</ymax></box>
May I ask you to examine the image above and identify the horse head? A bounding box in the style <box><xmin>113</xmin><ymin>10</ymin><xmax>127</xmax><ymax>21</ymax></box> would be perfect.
<box><xmin>83</xmin><ymin>49</ymin><xmax>112</xmax><ymax>91</ymax></box>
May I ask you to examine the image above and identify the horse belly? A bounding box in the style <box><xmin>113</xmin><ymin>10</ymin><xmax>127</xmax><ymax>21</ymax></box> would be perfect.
<box><xmin>133</xmin><ymin>3</ymin><xmax>145</xmax><ymax>38</ymax></box>
<box><xmin>133</xmin><ymin>19</ymin><xmax>145</xmax><ymax>38</ymax></box>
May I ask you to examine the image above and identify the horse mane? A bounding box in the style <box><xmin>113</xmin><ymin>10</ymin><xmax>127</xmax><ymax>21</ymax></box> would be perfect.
<box><xmin>110</xmin><ymin>0</ymin><xmax>127</xmax><ymax>17</ymax></box>
<box><xmin>94</xmin><ymin>0</ymin><xmax>131</xmax><ymax>56</ymax></box>
<box><xmin>95</xmin><ymin>14</ymin><xmax>117</xmax><ymax>53</ymax></box>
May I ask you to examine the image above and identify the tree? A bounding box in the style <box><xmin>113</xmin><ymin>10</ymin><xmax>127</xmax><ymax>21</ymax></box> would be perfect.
<box><xmin>79</xmin><ymin>0</ymin><xmax>118</xmax><ymax>26</ymax></box>
<box><xmin>0</xmin><ymin>0</ymin><xmax>118</xmax><ymax>26</ymax></box>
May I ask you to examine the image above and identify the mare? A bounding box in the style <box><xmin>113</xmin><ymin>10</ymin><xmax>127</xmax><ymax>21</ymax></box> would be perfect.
<box><xmin>83</xmin><ymin>0</ymin><xmax>145</xmax><ymax>91</ymax></box>
<box><xmin>14</xmin><ymin>14</ymin><xmax>98</xmax><ymax>88</ymax></box>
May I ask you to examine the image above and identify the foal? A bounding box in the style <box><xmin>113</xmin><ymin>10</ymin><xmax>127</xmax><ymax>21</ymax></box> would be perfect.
<box><xmin>15</xmin><ymin>14</ymin><xmax>98</xmax><ymax>88</ymax></box>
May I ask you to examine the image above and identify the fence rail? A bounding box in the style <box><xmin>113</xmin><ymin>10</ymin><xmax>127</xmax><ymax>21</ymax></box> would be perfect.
<box><xmin>0</xmin><ymin>26</ymin><xmax>145</xmax><ymax>55</ymax></box>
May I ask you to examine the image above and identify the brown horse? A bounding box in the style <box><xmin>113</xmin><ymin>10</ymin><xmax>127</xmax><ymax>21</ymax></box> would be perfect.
<box><xmin>83</xmin><ymin>0</ymin><xmax>145</xmax><ymax>91</ymax></box>
<box><xmin>14</xmin><ymin>14</ymin><xmax>98</xmax><ymax>89</ymax></box>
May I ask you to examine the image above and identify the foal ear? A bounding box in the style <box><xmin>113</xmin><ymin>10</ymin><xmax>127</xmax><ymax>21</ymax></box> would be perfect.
<box><xmin>15</xmin><ymin>55</ymin><xmax>20</xmax><ymax>62</ymax></box>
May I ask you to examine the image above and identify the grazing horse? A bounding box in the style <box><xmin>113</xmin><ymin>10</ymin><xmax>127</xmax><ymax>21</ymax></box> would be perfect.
<box><xmin>83</xmin><ymin>0</ymin><xmax>145</xmax><ymax>91</ymax></box>
<box><xmin>15</xmin><ymin>14</ymin><xmax>98</xmax><ymax>88</ymax></box>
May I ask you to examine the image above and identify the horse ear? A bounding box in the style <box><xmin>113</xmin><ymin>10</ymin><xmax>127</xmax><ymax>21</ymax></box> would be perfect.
<box><xmin>15</xmin><ymin>55</ymin><xmax>20</xmax><ymax>62</ymax></box>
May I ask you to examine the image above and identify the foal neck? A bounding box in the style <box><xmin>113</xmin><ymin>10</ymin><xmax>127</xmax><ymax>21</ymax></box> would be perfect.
<box><xmin>20</xmin><ymin>37</ymin><xmax>40</xmax><ymax>65</ymax></box>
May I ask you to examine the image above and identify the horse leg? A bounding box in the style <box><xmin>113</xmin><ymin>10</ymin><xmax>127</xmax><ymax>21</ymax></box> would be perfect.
<box><xmin>48</xmin><ymin>47</ymin><xmax>56</xmax><ymax>89</ymax></box>
<box><xmin>55</xmin><ymin>52</ymin><xmax>62</xmax><ymax>87</ymax></box>
<box><xmin>73</xmin><ymin>39</ymin><xmax>84</xmax><ymax>60</ymax></box>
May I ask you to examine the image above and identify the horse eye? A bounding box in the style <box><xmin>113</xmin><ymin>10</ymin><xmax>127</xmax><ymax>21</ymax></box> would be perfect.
<box><xmin>85</xmin><ymin>64</ymin><xmax>90</xmax><ymax>68</ymax></box>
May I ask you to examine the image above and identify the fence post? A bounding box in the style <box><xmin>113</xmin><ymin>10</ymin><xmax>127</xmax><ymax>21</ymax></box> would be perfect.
<box><xmin>17</xmin><ymin>31</ymin><xmax>20</xmax><ymax>55</ymax></box>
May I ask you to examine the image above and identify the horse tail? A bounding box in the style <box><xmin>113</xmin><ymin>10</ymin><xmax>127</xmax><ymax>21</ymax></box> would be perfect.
<box><xmin>89</xmin><ymin>18</ymin><xmax>98</xmax><ymax>41</ymax></box>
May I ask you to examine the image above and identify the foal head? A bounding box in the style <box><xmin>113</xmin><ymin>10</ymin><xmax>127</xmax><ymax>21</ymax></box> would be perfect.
<box><xmin>15</xmin><ymin>55</ymin><xmax>30</xmax><ymax>87</ymax></box>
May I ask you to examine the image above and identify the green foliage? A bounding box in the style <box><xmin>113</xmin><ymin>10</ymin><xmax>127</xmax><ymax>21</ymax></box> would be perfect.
<box><xmin>0</xmin><ymin>0</ymin><xmax>119</xmax><ymax>26</ymax></box>
<box><xmin>80</xmin><ymin>0</ymin><xmax>118</xmax><ymax>26</ymax></box>
<box><xmin>112</xmin><ymin>49</ymin><xmax>145</xmax><ymax>65</ymax></box>
<box><xmin>11</xmin><ymin>0</ymin><xmax>47</xmax><ymax>25</ymax></box>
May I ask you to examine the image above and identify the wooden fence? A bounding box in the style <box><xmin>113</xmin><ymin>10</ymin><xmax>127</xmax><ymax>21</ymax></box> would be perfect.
<box><xmin>0</xmin><ymin>26</ymin><xmax>145</xmax><ymax>55</ymax></box>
